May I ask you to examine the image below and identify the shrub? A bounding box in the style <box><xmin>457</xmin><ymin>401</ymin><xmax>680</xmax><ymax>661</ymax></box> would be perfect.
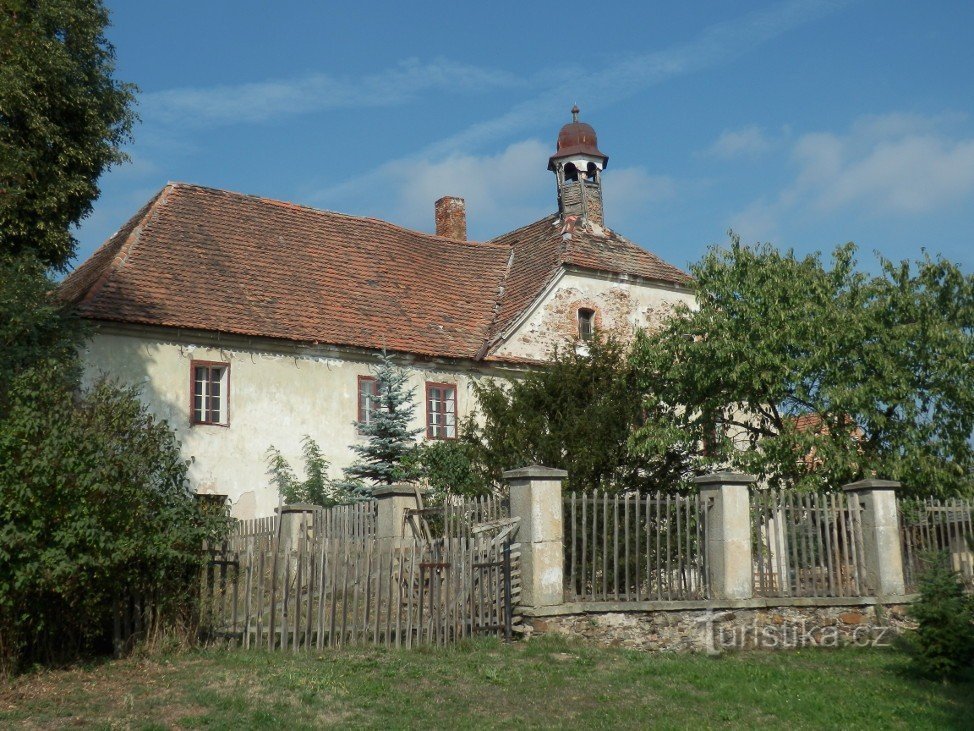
<box><xmin>266</xmin><ymin>436</ymin><xmax>367</xmax><ymax>507</ymax></box>
<box><xmin>0</xmin><ymin>373</ymin><xmax>227</xmax><ymax>673</ymax></box>
<box><xmin>909</xmin><ymin>553</ymin><xmax>974</xmax><ymax>680</ymax></box>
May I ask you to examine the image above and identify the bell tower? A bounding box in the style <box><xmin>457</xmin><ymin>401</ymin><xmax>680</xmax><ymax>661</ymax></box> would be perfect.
<box><xmin>548</xmin><ymin>105</ymin><xmax>609</xmax><ymax>227</ymax></box>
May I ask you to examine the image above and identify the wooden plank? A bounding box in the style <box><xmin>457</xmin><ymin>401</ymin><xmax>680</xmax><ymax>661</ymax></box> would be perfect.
<box><xmin>268</xmin><ymin>536</ymin><xmax>279</xmax><ymax>651</ymax></box>
<box><xmin>634</xmin><ymin>491</ymin><xmax>642</xmax><ymax>600</ymax></box>
<box><xmin>612</xmin><ymin>492</ymin><xmax>620</xmax><ymax>601</ymax></box>
<box><xmin>580</xmin><ymin>493</ymin><xmax>587</xmax><ymax>601</ymax></box>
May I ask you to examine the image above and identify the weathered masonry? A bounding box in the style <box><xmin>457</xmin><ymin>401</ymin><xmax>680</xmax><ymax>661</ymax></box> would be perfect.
<box><xmin>61</xmin><ymin>108</ymin><xmax>695</xmax><ymax>517</ymax></box>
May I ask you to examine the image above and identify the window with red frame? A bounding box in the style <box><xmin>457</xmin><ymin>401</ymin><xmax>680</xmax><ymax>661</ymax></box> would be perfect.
<box><xmin>426</xmin><ymin>382</ymin><xmax>457</xmax><ymax>439</ymax></box>
<box><xmin>358</xmin><ymin>375</ymin><xmax>380</xmax><ymax>428</ymax></box>
<box><xmin>191</xmin><ymin>361</ymin><xmax>229</xmax><ymax>425</ymax></box>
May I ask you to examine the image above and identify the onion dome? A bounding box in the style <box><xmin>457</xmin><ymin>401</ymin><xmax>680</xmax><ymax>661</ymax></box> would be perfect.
<box><xmin>548</xmin><ymin>105</ymin><xmax>608</xmax><ymax>170</ymax></box>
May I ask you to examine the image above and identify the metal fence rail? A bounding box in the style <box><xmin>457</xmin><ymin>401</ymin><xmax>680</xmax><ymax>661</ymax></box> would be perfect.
<box><xmin>751</xmin><ymin>489</ymin><xmax>868</xmax><ymax>598</ymax></box>
<box><xmin>899</xmin><ymin>497</ymin><xmax>974</xmax><ymax>592</ymax></box>
<box><xmin>564</xmin><ymin>491</ymin><xmax>710</xmax><ymax>602</ymax></box>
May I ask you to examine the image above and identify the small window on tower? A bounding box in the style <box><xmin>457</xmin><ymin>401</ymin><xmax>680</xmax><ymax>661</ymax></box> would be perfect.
<box><xmin>585</xmin><ymin>162</ymin><xmax>599</xmax><ymax>182</ymax></box>
<box><xmin>563</xmin><ymin>162</ymin><xmax>579</xmax><ymax>183</ymax></box>
<box><xmin>191</xmin><ymin>361</ymin><xmax>229</xmax><ymax>426</ymax></box>
<box><xmin>578</xmin><ymin>308</ymin><xmax>595</xmax><ymax>341</ymax></box>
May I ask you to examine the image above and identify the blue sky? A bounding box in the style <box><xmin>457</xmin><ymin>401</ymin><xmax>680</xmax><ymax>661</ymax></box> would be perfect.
<box><xmin>74</xmin><ymin>1</ymin><xmax>974</xmax><ymax>275</ymax></box>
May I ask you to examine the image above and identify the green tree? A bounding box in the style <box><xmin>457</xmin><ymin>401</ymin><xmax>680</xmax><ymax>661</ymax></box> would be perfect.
<box><xmin>464</xmin><ymin>336</ymin><xmax>690</xmax><ymax>494</ymax></box>
<box><xmin>909</xmin><ymin>554</ymin><xmax>974</xmax><ymax>680</ymax></box>
<box><xmin>1</xmin><ymin>0</ymin><xmax>137</xmax><ymax>270</ymax></box>
<box><xmin>344</xmin><ymin>351</ymin><xmax>423</xmax><ymax>488</ymax></box>
<box><xmin>0</xmin><ymin>252</ymin><xmax>82</xmax><ymax>410</ymax></box>
<box><xmin>631</xmin><ymin>236</ymin><xmax>974</xmax><ymax>496</ymax></box>
<box><xmin>0</xmin><ymin>376</ymin><xmax>227</xmax><ymax>673</ymax></box>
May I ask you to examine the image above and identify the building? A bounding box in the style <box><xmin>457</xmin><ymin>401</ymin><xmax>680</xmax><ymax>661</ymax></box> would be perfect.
<box><xmin>61</xmin><ymin>108</ymin><xmax>695</xmax><ymax>517</ymax></box>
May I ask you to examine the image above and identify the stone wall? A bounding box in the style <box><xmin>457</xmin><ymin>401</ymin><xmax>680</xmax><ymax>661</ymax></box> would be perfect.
<box><xmin>521</xmin><ymin>602</ymin><xmax>915</xmax><ymax>653</ymax></box>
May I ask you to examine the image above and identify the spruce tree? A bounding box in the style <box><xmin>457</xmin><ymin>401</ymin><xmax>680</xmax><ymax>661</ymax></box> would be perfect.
<box><xmin>344</xmin><ymin>351</ymin><xmax>423</xmax><ymax>488</ymax></box>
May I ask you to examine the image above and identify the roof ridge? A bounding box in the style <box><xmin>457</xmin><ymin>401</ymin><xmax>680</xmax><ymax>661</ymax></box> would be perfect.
<box><xmin>486</xmin><ymin>212</ymin><xmax>559</xmax><ymax>243</ymax></box>
<box><xmin>80</xmin><ymin>184</ymin><xmax>175</xmax><ymax>306</ymax></box>
<box><xmin>167</xmin><ymin>181</ymin><xmax>510</xmax><ymax>251</ymax></box>
<box><xmin>475</xmin><ymin>246</ymin><xmax>518</xmax><ymax>359</ymax></box>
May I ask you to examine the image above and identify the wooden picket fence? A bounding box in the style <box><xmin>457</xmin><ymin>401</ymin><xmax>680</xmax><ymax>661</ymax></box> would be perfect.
<box><xmin>899</xmin><ymin>497</ymin><xmax>974</xmax><ymax>592</ymax></box>
<box><xmin>751</xmin><ymin>489</ymin><xmax>868</xmax><ymax>598</ymax></box>
<box><xmin>563</xmin><ymin>491</ymin><xmax>710</xmax><ymax>602</ymax></box>
<box><xmin>231</xmin><ymin>501</ymin><xmax>376</xmax><ymax>549</ymax></box>
<box><xmin>201</xmin><ymin>534</ymin><xmax>519</xmax><ymax>649</ymax></box>
<box><xmin>404</xmin><ymin>492</ymin><xmax>510</xmax><ymax>542</ymax></box>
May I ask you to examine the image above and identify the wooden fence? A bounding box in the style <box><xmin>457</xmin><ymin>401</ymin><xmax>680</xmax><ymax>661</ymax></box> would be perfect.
<box><xmin>202</xmin><ymin>534</ymin><xmax>518</xmax><ymax>649</ymax></box>
<box><xmin>405</xmin><ymin>492</ymin><xmax>510</xmax><ymax>541</ymax></box>
<box><xmin>563</xmin><ymin>491</ymin><xmax>710</xmax><ymax>602</ymax></box>
<box><xmin>751</xmin><ymin>489</ymin><xmax>868</xmax><ymax>598</ymax></box>
<box><xmin>231</xmin><ymin>501</ymin><xmax>376</xmax><ymax>548</ymax></box>
<box><xmin>899</xmin><ymin>497</ymin><xmax>974</xmax><ymax>592</ymax></box>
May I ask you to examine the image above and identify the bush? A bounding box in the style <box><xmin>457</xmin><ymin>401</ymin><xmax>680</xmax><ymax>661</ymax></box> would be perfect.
<box><xmin>411</xmin><ymin>440</ymin><xmax>492</xmax><ymax>498</ymax></box>
<box><xmin>0</xmin><ymin>373</ymin><xmax>227</xmax><ymax>673</ymax></box>
<box><xmin>909</xmin><ymin>553</ymin><xmax>974</xmax><ymax>680</ymax></box>
<box><xmin>266</xmin><ymin>436</ymin><xmax>367</xmax><ymax>506</ymax></box>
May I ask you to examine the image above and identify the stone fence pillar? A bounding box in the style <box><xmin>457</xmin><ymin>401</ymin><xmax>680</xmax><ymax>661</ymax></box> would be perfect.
<box><xmin>276</xmin><ymin>502</ymin><xmax>318</xmax><ymax>547</ymax></box>
<box><xmin>842</xmin><ymin>479</ymin><xmax>906</xmax><ymax>596</ymax></box>
<box><xmin>503</xmin><ymin>465</ymin><xmax>567</xmax><ymax>609</ymax></box>
<box><xmin>693</xmin><ymin>472</ymin><xmax>756</xmax><ymax>600</ymax></box>
<box><xmin>374</xmin><ymin>484</ymin><xmax>426</xmax><ymax>547</ymax></box>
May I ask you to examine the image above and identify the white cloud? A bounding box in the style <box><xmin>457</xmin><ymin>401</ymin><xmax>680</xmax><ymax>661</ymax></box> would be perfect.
<box><xmin>140</xmin><ymin>58</ymin><xmax>525</xmax><ymax>128</ymax></box>
<box><xmin>730</xmin><ymin>112</ymin><xmax>974</xmax><ymax>239</ymax></box>
<box><xmin>703</xmin><ymin>125</ymin><xmax>775</xmax><ymax>159</ymax></box>
<box><xmin>602</xmin><ymin>167</ymin><xmax>677</xmax><ymax>222</ymax></box>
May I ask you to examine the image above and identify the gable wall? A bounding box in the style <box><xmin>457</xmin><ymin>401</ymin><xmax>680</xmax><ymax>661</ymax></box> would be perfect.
<box><xmin>81</xmin><ymin>329</ymin><xmax>498</xmax><ymax>519</ymax></box>
<box><xmin>493</xmin><ymin>271</ymin><xmax>695</xmax><ymax>360</ymax></box>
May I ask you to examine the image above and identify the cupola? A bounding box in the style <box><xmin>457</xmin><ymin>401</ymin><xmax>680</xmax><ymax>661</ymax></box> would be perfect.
<box><xmin>548</xmin><ymin>105</ymin><xmax>609</xmax><ymax>227</ymax></box>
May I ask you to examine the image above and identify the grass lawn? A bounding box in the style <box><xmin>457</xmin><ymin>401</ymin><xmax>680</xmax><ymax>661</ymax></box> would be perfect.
<box><xmin>1</xmin><ymin>637</ymin><xmax>971</xmax><ymax>729</ymax></box>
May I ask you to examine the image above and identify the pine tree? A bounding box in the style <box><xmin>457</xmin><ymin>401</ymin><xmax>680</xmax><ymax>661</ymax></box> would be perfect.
<box><xmin>344</xmin><ymin>351</ymin><xmax>423</xmax><ymax>488</ymax></box>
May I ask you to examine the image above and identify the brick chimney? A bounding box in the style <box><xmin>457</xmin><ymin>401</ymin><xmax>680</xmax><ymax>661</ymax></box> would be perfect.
<box><xmin>434</xmin><ymin>196</ymin><xmax>466</xmax><ymax>240</ymax></box>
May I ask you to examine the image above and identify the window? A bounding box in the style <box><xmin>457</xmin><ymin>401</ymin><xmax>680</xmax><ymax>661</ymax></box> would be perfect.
<box><xmin>577</xmin><ymin>308</ymin><xmax>595</xmax><ymax>341</ymax></box>
<box><xmin>358</xmin><ymin>375</ymin><xmax>380</xmax><ymax>428</ymax></box>
<box><xmin>191</xmin><ymin>361</ymin><xmax>229</xmax><ymax>425</ymax></box>
<box><xmin>426</xmin><ymin>382</ymin><xmax>457</xmax><ymax>439</ymax></box>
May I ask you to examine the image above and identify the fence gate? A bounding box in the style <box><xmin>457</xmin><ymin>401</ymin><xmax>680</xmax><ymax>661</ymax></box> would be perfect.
<box><xmin>201</xmin><ymin>532</ymin><xmax>516</xmax><ymax>649</ymax></box>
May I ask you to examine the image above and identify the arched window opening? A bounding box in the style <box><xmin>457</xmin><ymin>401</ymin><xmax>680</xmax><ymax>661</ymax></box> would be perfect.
<box><xmin>585</xmin><ymin>162</ymin><xmax>599</xmax><ymax>182</ymax></box>
<box><xmin>563</xmin><ymin>162</ymin><xmax>579</xmax><ymax>183</ymax></box>
<box><xmin>577</xmin><ymin>308</ymin><xmax>595</xmax><ymax>341</ymax></box>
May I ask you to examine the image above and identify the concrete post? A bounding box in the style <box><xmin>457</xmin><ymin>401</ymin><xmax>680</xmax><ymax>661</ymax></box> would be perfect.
<box><xmin>693</xmin><ymin>472</ymin><xmax>756</xmax><ymax>600</ymax></box>
<box><xmin>374</xmin><ymin>484</ymin><xmax>426</xmax><ymax>546</ymax></box>
<box><xmin>277</xmin><ymin>502</ymin><xmax>318</xmax><ymax>547</ymax></box>
<box><xmin>503</xmin><ymin>465</ymin><xmax>567</xmax><ymax>609</ymax></box>
<box><xmin>843</xmin><ymin>479</ymin><xmax>906</xmax><ymax>596</ymax></box>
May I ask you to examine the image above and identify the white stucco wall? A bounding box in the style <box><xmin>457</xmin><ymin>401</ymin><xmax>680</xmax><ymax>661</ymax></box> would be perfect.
<box><xmin>494</xmin><ymin>269</ymin><xmax>696</xmax><ymax>360</ymax></box>
<box><xmin>81</xmin><ymin>328</ymin><xmax>496</xmax><ymax>519</ymax></box>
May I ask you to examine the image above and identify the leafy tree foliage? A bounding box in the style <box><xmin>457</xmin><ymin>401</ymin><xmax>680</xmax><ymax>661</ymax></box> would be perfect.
<box><xmin>1</xmin><ymin>0</ymin><xmax>137</xmax><ymax>269</ymax></box>
<box><xmin>344</xmin><ymin>351</ymin><xmax>423</xmax><ymax>488</ymax></box>
<box><xmin>631</xmin><ymin>237</ymin><xmax>974</xmax><ymax>496</ymax></box>
<box><xmin>408</xmin><ymin>440</ymin><xmax>491</xmax><ymax>498</ymax></box>
<box><xmin>0</xmin><ymin>253</ymin><xmax>82</xmax><ymax>410</ymax></box>
<box><xmin>463</xmin><ymin>336</ymin><xmax>690</xmax><ymax>494</ymax></box>
<box><xmin>0</xmin><ymin>376</ymin><xmax>227</xmax><ymax>673</ymax></box>
<box><xmin>266</xmin><ymin>436</ymin><xmax>367</xmax><ymax>506</ymax></box>
<box><xmin>909</xmin><ymin>554</ymin><xmax>974</xmax><ymax>681</ymax></box>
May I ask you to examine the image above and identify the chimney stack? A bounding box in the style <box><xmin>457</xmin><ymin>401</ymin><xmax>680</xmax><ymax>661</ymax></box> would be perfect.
<box><xmin>434</xmin><ymin>196</ymin><xmax>466</xmax><ymax>240</ymax></box>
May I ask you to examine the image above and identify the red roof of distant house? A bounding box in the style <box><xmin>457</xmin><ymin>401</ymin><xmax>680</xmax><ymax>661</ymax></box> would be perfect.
<box><xmin>61</xmin><ymin>183</ymin><xmax>690</xmax><ymax>361</ymax></box>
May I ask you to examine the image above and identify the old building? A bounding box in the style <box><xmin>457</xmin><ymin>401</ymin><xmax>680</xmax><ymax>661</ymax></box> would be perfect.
<box><xmin>61</xmin><ymin>108</ymin><xmax>694</xmax><ymax>517</ymax></box>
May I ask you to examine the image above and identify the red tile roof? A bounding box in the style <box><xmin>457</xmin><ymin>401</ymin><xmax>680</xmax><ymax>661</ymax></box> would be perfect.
<box><xmin>62</xmin><ymin>183</ymin><xmax>690</xmax><ymax>361</ymax></box>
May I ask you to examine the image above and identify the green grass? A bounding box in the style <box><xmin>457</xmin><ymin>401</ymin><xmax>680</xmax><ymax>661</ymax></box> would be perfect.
<box><xmin>1</xmin><ymin>638</ymin><xmax>971</xmax><ymax>729</ymax></box>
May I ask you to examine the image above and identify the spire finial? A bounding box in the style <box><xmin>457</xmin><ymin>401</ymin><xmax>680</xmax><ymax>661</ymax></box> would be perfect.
<box><xmin>571</xmin><ymin>104</ymin><xmax>580</xmax><ymax>123</ymax></box>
